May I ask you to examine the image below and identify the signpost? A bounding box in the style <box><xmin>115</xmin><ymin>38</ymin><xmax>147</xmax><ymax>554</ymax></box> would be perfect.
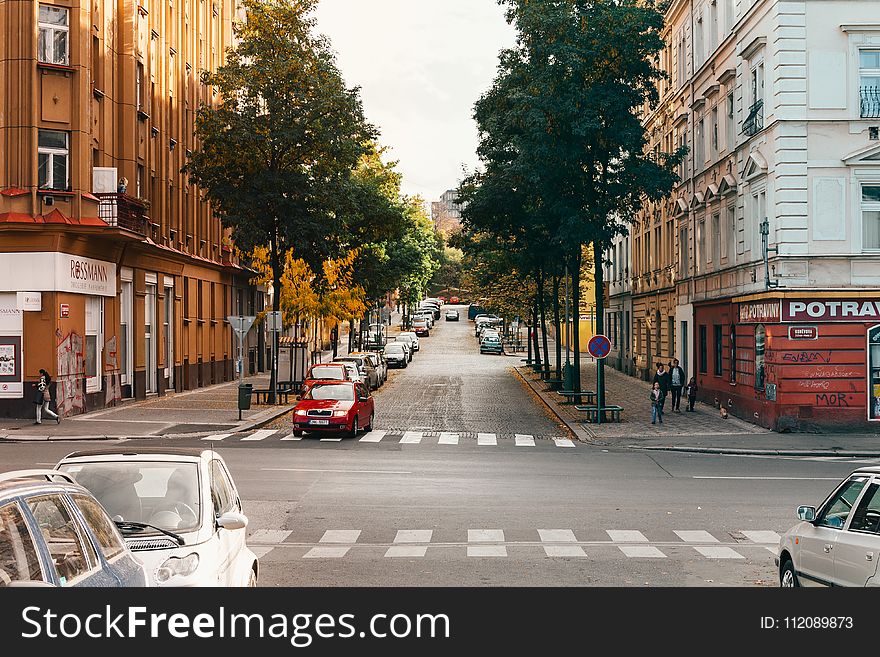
<box><xmin>588</xmin><ymin>334</ymin><xmax>612</xmax><ymax>425</ymax></box>
<box><xmin>266</xmin><ymin>311</ymin><xmax>282</xmax><ymax>404</ymax></box>
<box><xmin>228</xmin><ymin>315</ymin><xmax>256</xmax><ymax>419</ymax></box>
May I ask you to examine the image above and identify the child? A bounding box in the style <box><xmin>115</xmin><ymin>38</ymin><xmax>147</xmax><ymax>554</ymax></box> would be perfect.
<box><xmin>685</xmin><ymin>377</ymin><xmax>698</xmax><ymax>412</ymax></box>
<box><xmin>650</xmin><ymin>381</ymin><xmax>664</xmax><ymax>424</ymax></box>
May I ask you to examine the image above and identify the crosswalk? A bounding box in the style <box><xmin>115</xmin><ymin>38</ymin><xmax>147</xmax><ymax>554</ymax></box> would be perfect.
<box><xmin>200</xmin><ymin>428</ymin><xmax>576</xmax><ymax>447</ymax></box>
<box><xmin>247</xmin><ymin>527</ymin><xmax>782</xmax><ymax>561</ymax></box>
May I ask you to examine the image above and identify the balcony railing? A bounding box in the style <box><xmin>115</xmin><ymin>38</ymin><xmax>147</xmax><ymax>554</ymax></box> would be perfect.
<box><xmin>861</xmin><ymin>86</ymin><xmax>880</xmax><ymax>118</ymax></box>
<box><xmin>96</xmin><ymin>193</ymin><xmax>150</xmax><ymax>236</ymax></box>
<box><xmin>742</xmin><ymin>99</ymin><xmax>764</xmax><ymax>137</ymax></box>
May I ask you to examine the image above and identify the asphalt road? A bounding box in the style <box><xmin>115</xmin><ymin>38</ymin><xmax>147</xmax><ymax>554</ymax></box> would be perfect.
<box><xmin>2</xmin><ymin>306</ymin><xmax>875</xmax><ymax>586</ymax></box>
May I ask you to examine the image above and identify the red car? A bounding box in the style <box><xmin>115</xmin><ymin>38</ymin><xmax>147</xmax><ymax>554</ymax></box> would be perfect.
<box><xmin>449</xmin><ymin>296</ymin><xmax>460</xmax><ymax>304</ymax></box>
<box><xmin>292</xmin><ymin>380</ymin><xmax>375</xmax><ymax>438</ymax></box>
<box><xmin>300</xmin><ymin>363</ymin><xmax>352</xmax><ymax>395</ymax></box>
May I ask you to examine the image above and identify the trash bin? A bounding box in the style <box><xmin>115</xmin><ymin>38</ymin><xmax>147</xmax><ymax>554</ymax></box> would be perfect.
<box><xmin>238</xmin><ymin>383</ymin><xmax>252</xmax><ymax>411</ymax></box>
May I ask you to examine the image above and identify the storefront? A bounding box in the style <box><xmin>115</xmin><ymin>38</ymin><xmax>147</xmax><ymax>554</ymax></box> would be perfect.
<box><xmin>696</xmin><ymin>292</ymin><xmax>880</xmax><ymax>431</ymax></box>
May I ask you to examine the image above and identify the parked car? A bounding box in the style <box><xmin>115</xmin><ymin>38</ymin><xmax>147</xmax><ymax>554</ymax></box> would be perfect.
<box><xmin>419</xmin><ymin>301</ymin><xmax>441</xmax><ymax>320</ymax></box>
<box><xmin>445</xmin><ymin>309</ymin><xmax>460</xmax><ymax>321</ymax></box>
<box><xmin>449</xmin><ymin>296</ymin><xmax>460</xmax><ymax>304</ymax></box>
<box><xmin>398</xmin><ymin>332</ymin><xmax>420</xmax><ymax>352</ymax></box>
<box><xmin>0</xmin><ymin>469</ymin><xmax>148</xmax><ymax>587</ymax></box>
<box><xmin>396</xmin><ymin>335</ymin><xmax>417</xmax><ymax>359</ymax></box>
<box><xmin>437</xmin><ymin>296</ymin><xmax>446</xmax><ymax>303</ymax></box>
<box><xmin>468</xmin><ymin>304</ymin><xmax>486</xmax><ymax>321</ymax></box>
<box><xmin>384</xmin><ymin>342</ymin><xmax>408</xmax><ymax>368</ymax></box>
<box><xmin>412</xmin><ymin>317</ymin><xmax>431</xmax><ymax>337</ymax></box>
<box><xmin>301</xmin><ymin>363</ymin><xmax>352</xmax><ymax>395</ymax></box>
<box><xmin>777</xmin><ymin>466</ymin><xmax>880</xmax><ymax>587</ymax></box>
<box><xmin>292</xmin><ymin>381</ymin><xmax>374</xmax><ymax>438</ymax></box>
<box><xmin>334</xmin><ymin>360</ymin><xmax>366</xmax><ymax>386</ymax></box>
<box><xmin>480</xmin><ymin>333</ymin><xmax>504</xmax><ymax>355</ymax></box>
<box><xmin>55</xmin><ymin>448</ymin><xmax>259</xmax><ymax>587</ymax></box>
<box><xmin>414</xmin><ymin>310</ymin><xmax>435</xmax><ymax>328</ymax></box>
<box><xmin>351</xmin><ymin>351</ymin><xmax>387</xmax><ymax>386</ymax></box>
<box><xmin>334</xmin><ymin>355</ymin><xmax>379</xmax><ymax>390</ymax></box>
<box><xmin>475</xmin><ymin>316</ymin><xmax>502</xmax><ymax>336</ymax></box>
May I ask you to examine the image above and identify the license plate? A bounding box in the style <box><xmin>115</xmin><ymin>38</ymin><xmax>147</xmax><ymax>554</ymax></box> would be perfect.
<box><xmin>309</xmin><ymin>419</ymin><xmax>330</xmax><ymax>425</ymax></box>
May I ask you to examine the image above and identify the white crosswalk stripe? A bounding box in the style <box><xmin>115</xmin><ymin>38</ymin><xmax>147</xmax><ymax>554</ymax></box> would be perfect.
<box><xmin>395</xmin><ymin>530</ymin><xmax>433</xmax><ymax>543</ymax></box>
<box><xmin>359</xmin><ymin>430</ymin><xmax>387</xmax><ymax>443</ymax></box>
<box><xmin>674</xmin><ymin>530</ymin><xmax>719</xmax><ymax>543</ymax></box>
<box><xmin>544</xmin><ymin>545</ymin><xmax>587</xmax><ymax>557</ymax></box>
<box><xmin>400</xmin><ymin>431</ymin><xmax>423</xmax><ymax>444</ymax></box>
<box><xmin>320</xmin><ymin>530</ymin><xmax>361</xmax><ymax>544</ymax></box>
<box><xmin>477</xmin><ymin>432</ymin><xmax>497</xmax><ymax>446</ymax></box>
<box><xmin>553</xmin><ymin>438</ymin><xmax>575</xmax><ymax>448</ymax></box>
<box><xmin>515</xmin><ymin>434</ymin><xmax>535</xmax><ymax>447</ymax></box>
<box><xmin>249</xmin><ymin>530</ymin><xmax>292</xmax><ymax>543</ymax></box>
<box><xmin>607</xmin><ymin>530</ymin><xmax>649</xmax><ymax>543</ymax></box>
<box><xmin>201</xmin><ymin>433</ymin><xmax>232</xmax><ymax>441</ymax></box>
<box><xmin>303</xmin><ymin>547</ymin><xmax>350</xmax><ymax>559</ymax></box>
<box><xmin>280</xmin><ymin>433</ymin><xmax>301</xmax><ymax>441</ymax></box>
<box><xmin>468</xmin><ymin>529</ymin><xmax>504</xmax><ymax>543</ymax></box>
<box><xmin>385</xmin><ymin>546</ymin><xmax>428</xmax><ymax>558</ymax></box>
<box><xmin>692</xmin><ymin>546</ymin><xmax>744</xmax><ymax>559</ymax></box>
<box><xmin>538</xmin><ymin>529</ymin><xmax>577</xmax><ymax>542</ymax></box>
<box><xmin>320</xmin><ymin>438</ymin><xmax>342</xmax><ymax>442</ymax></box>
<box><xmin>242</xmin><ymin>429</ymin><xmax>276</xmax><ymax>441</ymax></box>
<box><xmin>438</xmin><ymin>432</ymin><xmax>459</xmax><ymax>445</ymax></box>
<box><xmin>619</xmin><ymin>545</ymin><xmax>667</xmax><ymax>558</ymax></box>
<box><xmin>741</xmin><ymin>530</ymin><xmax>781</xmax><ymax>544</ymax></box>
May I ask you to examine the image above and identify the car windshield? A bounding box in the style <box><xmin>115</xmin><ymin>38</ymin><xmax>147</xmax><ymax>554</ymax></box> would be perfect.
<box><xmin>309</xmin><ymin>365</ymin><xmax>346</xmax><ymax>380</ymax></box>
<box><xmin>59</xmin><ymin>461</ymin><xmax>201</xmax><ymax>533</ymax></box>
<box><xmin>385</xmin><ymin>345</ymin><xmax>404</xmax><ymax>353</ymax></box>
<box><xmin>305</xmin><ymin>383</ymin><xmax>354</xmax><ymax>401</ymax></box>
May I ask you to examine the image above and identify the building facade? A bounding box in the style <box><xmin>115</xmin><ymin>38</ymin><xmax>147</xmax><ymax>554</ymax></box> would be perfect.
<box><xmin>431</xmin><ymin>189</ymin><xmax>463</xmax><ymax>237</ymax></box>
<box><xmin>0</xmin><ymin>0</ymin><xmax>265</xmax><ymax>418</ymax></box>
<box><xmin>609</xmin><ymin>0</ymin><xmax>880</xmax><ymax>431</ymax></box>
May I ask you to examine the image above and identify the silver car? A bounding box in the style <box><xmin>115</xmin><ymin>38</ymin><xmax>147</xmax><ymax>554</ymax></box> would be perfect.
<box><xmin>777</xmin><ymin>466</ymin><xmax>880</xmax><ymax>587</ymax></box>
<box><xmin>352</xmin><ymin>351</ymin><xmax>387</xmax><ymax>386</ymax></box>
<box><xmin>334</xmin><ymin>355</ymin><xmax>379</xmax><ymax>390</ymax></box>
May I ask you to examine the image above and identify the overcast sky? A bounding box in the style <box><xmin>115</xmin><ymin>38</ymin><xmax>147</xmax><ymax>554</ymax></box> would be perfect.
<box><xmin>313</xmin><ymin>0</ymin><xmax>517</xmax><ymax>206</ymax></box>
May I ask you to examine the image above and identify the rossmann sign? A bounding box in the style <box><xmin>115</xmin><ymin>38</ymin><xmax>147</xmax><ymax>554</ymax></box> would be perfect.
<box><xmin>782</xmin><ymin>300</ymin><xmax>880</xmax><ymax>322</ymax></box>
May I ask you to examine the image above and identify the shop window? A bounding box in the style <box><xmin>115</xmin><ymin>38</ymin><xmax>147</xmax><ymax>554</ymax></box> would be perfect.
<box><xmin>713</xmin><ymin>325</ymin><xmax>723</xmax><ymax>376</ymax></box>
<box><xmin>85</xmin><ymin>297</ymin><xmax>104</xmax><ymax>393</ymax></box>
<box><xmin>729</xmin><ymin>324</ymin><xmax>737</xmax><ymax>383</ymax></box>
<box><xmin>869</xmin><ymin>324</ymin><xmax>880</xmax><ymax>421</ymax></box>
<box><xmin>699</xmin><ymin>325</ymin><xmax>708</xmax><ymax>374</ymax></box>
<box><xmin>38</xmin><ymin>5</ymin><xmax>69</xmax><ymax>65</ymax></box>
<box><xmin>755</xmin><ymin>324</ymin><xmax>766</xmax><ymax>391</ymax></box>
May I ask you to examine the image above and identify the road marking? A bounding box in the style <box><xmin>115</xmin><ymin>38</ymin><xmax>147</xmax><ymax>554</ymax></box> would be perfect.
<box><xmin>395</xmin><ymin>530</ymin><xmax>433</xmax><ymax>543</ymax></box>
<box><xmin>360</xmin><ymin>430</ymin><xmax>387</xmax><ymax>443</ymax></box>
<box><xmin>538</xmin><ymin>529</ymin><xmax>577</xmax><ymax>543</ymax></box>
<box><xmin>280</xmin><ymin>434</ymin><xmax>301</xmax><ymax>441</ymax></box>
<box><xmin>619</xmin><ymin>546</ymin><xmax>666</xmax><ymax>558</ymax></box>
<box><xmin>692</xmin><ymin>546</ymin><xmax>744</xmax><ymax>559</ymax></box>
<box><xmin>477</xmin><ymin>432</ymin><xmax>497</xmax><ymax>446</ymax></box>
<box><xmin>693</xmin><ymin>476</ymin><xmax>841</xmax><ymax>480</ymax></box>
<box><xmin>201</xmin><ymin>433</ymin><xmax>232</xmax><ymax>441</ymax></box>
<box><xmin>741</xmin><ymin>530</ymin><xmax>781</xmax><ymax>544</ymax></box>
<box><xmin>320</xmin><ymin>530</ymin><xmax>361</xmax><ymax>544</ymax></box>
<box><xmin>262</xmin><ymin>468</ymin><xmax>412</xmax><ymax>474</ymax></box>
<box><xmin>249</xmin><ymin>530</ymin><xmax>292</xmax><ymax>544</ymax></box>
<box><xmin>467</xmin><ymin>546</ymin><xmax>507</xmax><ymax>557</ymax></box>
<box><xmin>674</xmin><ymin>530</ymin><xmax>719</xmax><ymax>543</ymax></box>
<box><xmin>515</xmin><ymin>434</ymin><xmax>535</xmax><ymax>447</ymax></box>
<box><xmin>250</xmin><ymin>546</ymin><xmax>275</xmax><ymax>559</ymax></box>
<box><xmin>544</xmin><ymin>545</ymin><xmax>587</xmax><ymax>558</ymax></box>
<box><xmin>320</xmin><ymin>438</ymin><xmax>343</xmax><ymax>442</ymax></box>
<box><xmin>553</xmin><ymin>438</ymin><xmax>575</xmax><ymax>448</ymax></box>
<box><xmin>438</xmin><ymin>432</ymin><xmax>459</xmax><ymax>445</ymax></box>
<box><xmin>607</xmin><ymin>530</ymin><xmax>649</xmax><ymax>543</ymax></box>
<box><xmin>384</xmin><ymin>546</ymin><xmax>428</xmax><ymax>558</ymax></box>
<box><xmin>303</xmin><ymin>547</ymin><xmax>350</xmax><ymax>559</ymax></box>
<box><xmin>242</xmin><ymin>429</ymin><xmax>276</xmax><ymax>441</ymax></box>
<box><xmin>400</xmin><ymin>431</ymin><xmax>423</xmax><ymax>444</ymax></box>
<box><xmin>468</xmin><ymin>529</ymin><xmax>504</xmax><ymax>543</ymax></box>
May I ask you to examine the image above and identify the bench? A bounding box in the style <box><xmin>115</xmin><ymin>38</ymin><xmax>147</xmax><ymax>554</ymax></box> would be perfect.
<box><xmin>576</xmin><ymin>405</ymin><xmax>624</xmax><ymax>423</ymax></box>
<box><xmin>556</xmin><ymin>390</ymin><xmax>597</xmax><ymax>405</ymax></box>
<box><xmin>251</xmin><ymin>387</ymin><xmax>294</xmax><ymax>404</ymax></box>
<box><xmin>542</xmin><ymin>378</ymin><xmax>564</xmax><ymax>391</ymax></box>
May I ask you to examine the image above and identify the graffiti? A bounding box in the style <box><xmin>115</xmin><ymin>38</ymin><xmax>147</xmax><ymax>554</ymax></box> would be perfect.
<box><xmin>104</xmin><ymin>335</ymin><xmax>121</xmax><ymax>406</ymax></box>
<box><xmin>812</xmin><ymin>367</ymin><xmax>860</xmax><ymax>378</ymax></box>
<box><xmin>798</xmin><ymin>380</ymin><xmax>831</xmax><ymax>390</ymax></box>
<box><xmin>782</xmin><ymin>351</ymin><xmax>832</xmax><ymax>364</ymax></box>
<box><xmin>56</xmin><ymin>331</ymin><xmax>84</xmax><ymax>417</ymax></box>
<box><xmin>816</xmin><ymin>393</ymin><xmax>850</xmax><ymax>407</ymax></box>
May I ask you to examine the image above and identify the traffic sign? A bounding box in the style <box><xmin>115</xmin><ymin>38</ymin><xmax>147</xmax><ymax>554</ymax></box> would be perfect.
<box><xmin>227</xmin><ymin>315</ymin><xmax>256</xmax><ymax>337</ymax></box>
<box><xmin>266</xmin><ymin>311</ymin><xmax>282</xmax><ymax>332</ymax></box>
<box><xmin>588</xmin><ymin>334</ymin><xmax>611</xmax><ymax>359</ymax></box>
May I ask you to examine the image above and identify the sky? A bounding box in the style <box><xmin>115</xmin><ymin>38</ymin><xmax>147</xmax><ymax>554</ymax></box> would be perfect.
<box><xmin>313</xmin><ymin>0</ymin><xmax>517</xmax><ymax>206</ymax></box>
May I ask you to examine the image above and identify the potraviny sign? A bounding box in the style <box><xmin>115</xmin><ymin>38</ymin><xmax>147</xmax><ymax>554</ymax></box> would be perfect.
<box><xmin>782</xmin><ymin>299</ymin><xmax>880</xmax><ymax>322</ymax></box>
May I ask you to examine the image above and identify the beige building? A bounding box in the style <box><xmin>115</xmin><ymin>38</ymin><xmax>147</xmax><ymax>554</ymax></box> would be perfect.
<box><xmin>0</xmin><ymin>0</ymin><xmax>266</xmax><ymax>418</ymax></box>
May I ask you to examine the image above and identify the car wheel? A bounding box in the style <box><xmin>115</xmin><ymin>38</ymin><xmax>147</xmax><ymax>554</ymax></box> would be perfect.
<box><xmin>348</xmin><ymin>417</ymin><xmax>359</xmax><ymax>439</ymax></box>
<box><xmin>293</xmin><ymin>429</ymin><xmax>303</xmax><ymax>437</ymax></box>
<box><xmin>780</xmin><ymin>558</ymin><xmax>799</xmax><ymax>587</ymax></box>
<box><xmin>248</xmin><ymin>568</ymin><xmax>258</xmax><ymax>587</ymax></box>
<box><xmin>365</xmin><ymin>412</ymin><xmax>374</xmax><ymax>431</ymax></box>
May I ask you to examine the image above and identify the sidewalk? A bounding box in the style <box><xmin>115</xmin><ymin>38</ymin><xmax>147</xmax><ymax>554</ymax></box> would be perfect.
<box><xmin>514</xmin><ymin>339</ymin><xmax>880</xmax><ymax>456</ymax></box>
<box><xmin>0</xmin><ymin>373</ymin><xmax>293</xmax><ymax>442</ymax></box>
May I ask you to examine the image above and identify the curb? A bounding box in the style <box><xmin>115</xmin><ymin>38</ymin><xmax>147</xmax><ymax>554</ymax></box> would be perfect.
<box><xmin>511</xmin><ymin>366</ymin><xmax>591</xmax><ymax>444</ymax></box>
<box><xmin>630</xmin><ymin>445</ymin><xmax>880</xmax><ymax>457</ymax></box>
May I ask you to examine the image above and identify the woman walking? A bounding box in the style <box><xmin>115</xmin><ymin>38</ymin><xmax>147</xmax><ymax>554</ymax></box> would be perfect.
<box><xmin>650</xmin><ymin>381</ymin><xmax>664</xmax><ymax>425</ymax></box>
<box><xmin>685</xmin><ymin>377</ymin><xmax>698</xmax><ymax>412</ymax></box>
<box><xmin>33</xmin><ymin>368</ymin><xmax>60</xmax><ymax>425</ymax></box>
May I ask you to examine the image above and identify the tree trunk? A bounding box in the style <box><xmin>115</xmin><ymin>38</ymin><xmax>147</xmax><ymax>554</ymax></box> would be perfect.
<box><xmin>593</xmin><ymin>241</ymin><xmax>606</xmax><ymax>409</ymax></box>
<box><xmin>552</xmin><ymin>273</ymin><xmax>561</xmax><ymax>380</ymax></box>
<box><xmin>537</xmin><ymin>268</ymin><xmax>550</xmax><ymax>376</ymax></box>
<box><xmin>571</xmin><ymin>248</ymin><xmax>581</xmax><ymax>399</ymax></box>
<box><xmin>331</xmin><ymin>321</ymin><xmax>338</xmax><ymax>360</ymax></box>
<box><xmin>532</xmin><ymin>296</ymin><xmax>541</xmax><ymax>369</ymax></box>
<box><xmin>348</xmin><ymin>319</ymin><xmax>355</xmax><ymax>353</ymax></box>
<box><xmin>269</xmin><ymin>232</ymin><xmax>281</xmax><ymax>404</ymax></box>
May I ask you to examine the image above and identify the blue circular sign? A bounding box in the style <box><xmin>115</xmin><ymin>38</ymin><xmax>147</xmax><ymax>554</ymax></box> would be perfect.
<box><xmin>588</xmin><ymin>334</ymin><xmax>611</xmax><ymax>359</ymax></box>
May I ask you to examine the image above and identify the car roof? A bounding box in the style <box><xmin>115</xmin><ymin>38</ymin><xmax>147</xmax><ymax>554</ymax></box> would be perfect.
<box><xmin>59</xmin><ymin>447</ymin><xmax>212</xmax><ymax>462</ymax></box>
<box><xmin>851</xmin><ymin>466</ymin><xmax>880</xmax><ymax>476</ymax></box>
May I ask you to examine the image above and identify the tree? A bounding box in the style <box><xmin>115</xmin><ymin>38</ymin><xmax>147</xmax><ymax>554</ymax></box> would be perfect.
<box><xmin>185</xmin><ymin>0</ymin><xmax>375</xmax><ymax>398</ymax></box>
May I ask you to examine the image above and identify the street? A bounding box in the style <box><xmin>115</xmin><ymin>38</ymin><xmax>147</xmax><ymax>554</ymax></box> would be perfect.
<box><xmin>1</xmin><ymin>307</ymin><xmax>873</xmax><ymax>586</ymax></box>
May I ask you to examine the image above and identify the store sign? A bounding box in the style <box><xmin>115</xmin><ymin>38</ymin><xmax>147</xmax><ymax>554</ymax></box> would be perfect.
<box><xmin>788</xmin><ymin>325</ymin><xmax>818</xmax><ymax>340</ymax></box>
<box><xmin>0</xmin><ymin>253</ymin><xmax>116</xmax><ymax>297</ymax></box>
<box><xmin>738</xmin><ymin>300</ymin><xmax>780</xmax><ymax>324</ymax></box>
<box><xmin>16</xmin><ymin>291</ymin><xmax>42</xmax><ymax>311</ymax></box>
<box><xmin>783</xmin><ymin>300</ymin><xmax>880</xmax><ymax>322</ymax></box>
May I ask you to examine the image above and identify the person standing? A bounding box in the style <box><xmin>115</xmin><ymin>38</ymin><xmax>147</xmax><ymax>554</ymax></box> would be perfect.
<box><xmin>669</xmin><ymin>358</ymin><xmax>686</xmax><ymax>412</ymax></box>
<box><xmin>650</xmin><ymin>382</ymin><xmax>664</xmax><ymax>424</ymax></box>
<box><xmin>685</xmin><ymin>376</ymin><xmax>698</xmax><ymax>412</ymax></box>
<box><xmin>652</xmin><ymin>363</ymin><xmax>671</xmax><ymax>412</ymax></box>
<box><xmin>33</xmin><ymin>369</ymin><xmax>60</xmax><ymax>425</ymax></box>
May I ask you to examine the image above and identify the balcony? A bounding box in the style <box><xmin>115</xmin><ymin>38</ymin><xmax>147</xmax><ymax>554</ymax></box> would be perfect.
<box><xmin>741</xmin><ymin>99</ymin><xmax>764</xmax><ymax>137</ymax></box>
<box><xmin>96</xmin><ymin>193</ymin><xmax>150</xmax><ymax>236</ymax></box>
<box><xmin>861</xmin><ymin>87</ymin><xmax>880</xmax><ymax>118</ymax></box>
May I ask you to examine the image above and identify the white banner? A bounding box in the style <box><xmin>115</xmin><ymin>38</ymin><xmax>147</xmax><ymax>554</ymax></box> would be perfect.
<box><xmin>0</xmin><ymin>253</ymin><xmax>116</xmax><ymax>297</ymax></box>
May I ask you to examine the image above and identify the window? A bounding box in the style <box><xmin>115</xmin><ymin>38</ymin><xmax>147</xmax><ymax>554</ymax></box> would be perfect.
<box><xmin>136</xmin><ymin>62</ymin><xmax>145</xmax><ymax>110</ymax></box>
<box><xmin>724</xmin><ymin>0</ymin><xmax>734</xmax><ymax>33</ymax></box>
<box><xmin>862</xmin><ymin>185</ymin><xmax>880</xmax><ymax>250</ymax></box>
<box><xmin>713</xmin><ymin>325</ymin><xmax>723</xmax><ymax>376</ymax></box>
<box><xmin>71</xmin><ymin>495</ymin><xmax>127</xmax><ymax>560</ymax></box>
<box><xmin>679</xmin><ymin>226</ymin><xmax>689</xmax><ymax>276</ymax></box>
<box><xmin>38</xmin><ymin>5</ymin><xmax>69</xmax><ymax>65</ymax></box>
<box><xmin>751</xmin><ymin>61</ymin><xmax>765</xmax><ymax>105</ymax></box>
<box><xmin>848</xmin><ymin>483</ymin><xmax>880</xmax><ymax>534</ymax></box>
<box><xmin>697</xmin><ymin>218</ymin><xmax>705</xmax><ymax>273</ymax></box>
<box><xmin>817</xmin><ymin>477</ymin><xmax>869</xmax><ymax>530</ymax></box>
<box><xmin>0</xmin><ymin>502</ymin><xmax>44</xmax><ymax>584</ymax></box>
<box><xmin>136</xmin><ymin>165</ymin><xmax>144</xmax><ymax>199</ymax></box>
<box><xmin>859</xmin><ymin>50</ymin><xmax>880</xmax><ymax>118</ymax></box>
<box><xmin>676</xmin><ymin>32</ymin><xmax>686</xmax><ymax>88</ymax></box>
<box><xmin>699</xmin><ymin>325</ymin><xmax>708</xmax><ymax>374</ymax></box>
<box><xmin>711</xmin><ymin>107</ymin><xmax>719</xmax><ymax>155</ymax></box>
<box><xmin>729</xmin><ymin>324</ymin><xmax>737</xmax><ymax>383</ymax></box>
<box><xmin>210</xmin><ymin>460</ymin><xmax>235</xmax><ymax>515</ymax></box>
<box><xmin>727</xmin><ymin>204</ymin><xmax>736</xmax><ymax>261</ymax></box>
<box><xmin>37</xmin><ymin>130</ymin><xmax>69</xmax><ymax>190</ymax></box>
<box><xmin>754</xmin><ymin>324</ymin><xmax>765</xmax><ymax>390</ymax></box>
<box><xmin>708</xmin><ymin>1</ymin><xmax>718</xmax><ymax>54</ymax></box>
<box><xmin>27</xmin><ymin>495</ymin><xmax>93</xmax><ymax>585</ymax></box>
<box><xmin>695</xmin><ymin>118</ymin><xmax>705</xmax><ymax>166</ymax></box>
<box><xmin>668</xmin><ymin>317</ymin><xmax>675</xmax><ymax>358</ymax></box>
<box><xmin>726</xmin><ymin>92</ymin><xmax>735</xmax><ymax>150</ymax></box>
<box><xmin>711</xmin><ymin>213</ymin><xmax>720</xmax><ymax>266</ymax></box>
<box><xmin>695</xmin><ymin>15</ymin><xmax>704</xmax><ymax>69</ymax></box>
<box><xmin>85</xmin><ymin>297</ymin><xmax>104</xmax><ymax>393</ymax></box>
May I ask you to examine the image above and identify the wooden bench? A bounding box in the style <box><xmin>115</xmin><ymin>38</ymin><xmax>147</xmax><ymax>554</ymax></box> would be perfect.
<box><xmin>575</xmin><ymin>405</ymin><xmax>624</xmax><ymax>423</ymax></box>
<box><xmin>556</xmin><ymin>390</ymin><xmax>597</xmax><ymax>405</ymax></box>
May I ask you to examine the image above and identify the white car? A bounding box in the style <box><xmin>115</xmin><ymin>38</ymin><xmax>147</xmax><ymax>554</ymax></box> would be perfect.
<box><xmin>56</xmin><ymin>448</ymin><xmax>258</xmax><ymax>587</ymax></box>
<box><xmin>398</xmin><ymin>331</ymin><xmax>420</xmax><ymax>351</ymax></box>
<box><xmin>776</xmin><ymin>466</ymin><xmax>880</xmax><ymax>587</ymax></box>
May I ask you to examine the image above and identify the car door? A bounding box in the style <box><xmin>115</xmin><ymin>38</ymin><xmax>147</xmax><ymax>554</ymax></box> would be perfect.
<box><xmin>0</xmin><ymin>499</ymin><xmax>51</xmax><ymax>586</ymax></box>
<box><xmin>797</xmin><ymin>476</ymin><xmax>870</xmax><ymax>586</ymax></box>
<box><xmin>355</xmin><ymin>383</ymin><xmax>370</xmax><ymax>424</ymax></box>
<box><xmin>212</xmin><ymin>460</ymin><xmax>247</xmax><ymax>586</ymax></box>
<box><xmin>834</xmin><ymin>478</ymin><xmax>880</xmax><ymax>586</ymax></box>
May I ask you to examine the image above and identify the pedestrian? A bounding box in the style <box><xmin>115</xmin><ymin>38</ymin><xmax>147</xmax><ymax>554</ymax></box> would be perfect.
<box><xmin>32</xmin><ymin>368</ymin><xmax>60</xmax><ymax>425</ymax></box>
<box><xmin>685</xmin><ymin>376</ymin><xmax>698</xmax><ymax>412</ymax></box>
<box><xmin>652</xmin><ymin>363</ymin><xmax>671</xmax><ymax>412</ymax></box>
<box><xmin>650</xmin><ymin>382</ymin><xmax>664</xmax><ymax>424</ymax></box>
<box><xmin>669</xmin><ymin>358</ymin><xmax>686</xmax><ymax>412</ymax></box>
